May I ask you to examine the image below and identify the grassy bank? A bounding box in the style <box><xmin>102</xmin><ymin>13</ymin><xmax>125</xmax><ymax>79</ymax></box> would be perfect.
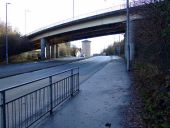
<box><xmin>133</xmin><ymin>61</ymin><xmax>170</xmax><ymax>128</ymax></box>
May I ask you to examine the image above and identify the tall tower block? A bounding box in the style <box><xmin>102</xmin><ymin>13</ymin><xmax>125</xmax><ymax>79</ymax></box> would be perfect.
<box><xmin>82</xmin><ymin>40</ymin><xmax>91</xmax><ymax>57</ymax></box>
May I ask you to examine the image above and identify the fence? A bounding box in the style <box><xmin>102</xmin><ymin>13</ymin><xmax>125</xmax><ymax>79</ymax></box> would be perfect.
<box><xmin>0</xmin><ymin>67</ymin><xmax>79</xmax><ymax>128</ymax></box>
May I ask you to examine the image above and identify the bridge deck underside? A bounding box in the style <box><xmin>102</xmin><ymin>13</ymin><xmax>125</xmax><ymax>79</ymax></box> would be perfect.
<box><xmin>33</xmin><ymin>22</ymin><xmax>125</xmax><ymax>49</ymax></box>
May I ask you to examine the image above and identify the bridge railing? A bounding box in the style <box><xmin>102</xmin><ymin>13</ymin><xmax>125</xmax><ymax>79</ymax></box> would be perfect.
<box><xmin>27</xmin><ymin>2</ymin><xmax>135</xmax><ymax>36</ymax></box>
<box><xmin>0</xmin><ymin>67</ymin><xmax>79</xmax><ymax>128</ymax></box>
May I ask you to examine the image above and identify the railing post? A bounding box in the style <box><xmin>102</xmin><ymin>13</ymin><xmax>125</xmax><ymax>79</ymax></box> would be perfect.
<box><xmin>1</xmin><ymin>91</ymin><xmax>6</xmax><ymax>128</ymax></box>
<box><xmin>49</xmin><ymin>76</ymin><xmax>53</xmax><ymax>114</ymax></box>
<box><xmin>71</xmin><ymin>69</ymin><xmax>74</xmax><ymax>96</ymax></box>
<box><xmin>0</xmin><ymin>92</ymin><xmax>2</xmax><ymax>128</ymax></box>
<box><xmin>78</xmin><ymin>67</ymin><xmax>80</xmax><ymax>91</ymax></box>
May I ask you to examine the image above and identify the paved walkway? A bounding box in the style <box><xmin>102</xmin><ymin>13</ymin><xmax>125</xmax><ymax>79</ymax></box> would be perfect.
<box><xmin>35</xmin><ymin>58</ymin><xmax>131</xmax><ymax>128</ymax></box>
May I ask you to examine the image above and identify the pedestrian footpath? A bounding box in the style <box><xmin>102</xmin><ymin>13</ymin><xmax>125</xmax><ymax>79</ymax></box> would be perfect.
<box><xmin>35</xmin><ymin>58</ymin><xmax>131</xmax><ymax>128</ymax></box>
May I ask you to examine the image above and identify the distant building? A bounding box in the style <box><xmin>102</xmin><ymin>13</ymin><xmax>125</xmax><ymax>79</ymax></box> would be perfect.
<box><xmin>82</xmin><ymin>40</ymin><xmax>91</xmax><ymax>57</ymax></box>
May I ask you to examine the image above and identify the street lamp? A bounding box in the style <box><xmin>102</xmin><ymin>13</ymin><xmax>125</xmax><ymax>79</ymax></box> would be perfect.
<box><xmin>5</xmin><ymin>2</ymin><xmax>11</xmax><ymax>64</ymax></box>
<box><xmin>126</xmin><ymin>0</ymin><xmax>130</xmax><ymax>71</ymax></box>
<box><xmin>73</xmin><ymin>0</ymin><xmax>75</xmax><ymax>18</ymax></box>
<box><xmin>25</xmin><ymin>9</ymin><xmax>30</xmax><ymax>35</ymax></box>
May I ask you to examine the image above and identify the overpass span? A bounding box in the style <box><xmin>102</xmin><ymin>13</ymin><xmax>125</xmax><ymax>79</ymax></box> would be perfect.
<box><xmin>27</xmin><ymin>4</ymin><xmax>140</xmax><ymax>59</ymax></box>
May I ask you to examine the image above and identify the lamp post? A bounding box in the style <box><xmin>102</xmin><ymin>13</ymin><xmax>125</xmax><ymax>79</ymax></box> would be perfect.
<box><xmin>73</xmin><ymin>0</ymin><xmax>75</xmax><ymax>18</ymax></box>
<box><xmin>5</xmin><ymin>3</ymin><xmax>11</xmax><ymax>64</ymax></box>
<box><xmin>126</xmin><ymin>0</ymin><xmax>130</xmax><ymax>71</ymax></box>
<box><xmin>25</xmin><ymin>9</ymin><xmax>30</xmax><ymax>35</ymax></box>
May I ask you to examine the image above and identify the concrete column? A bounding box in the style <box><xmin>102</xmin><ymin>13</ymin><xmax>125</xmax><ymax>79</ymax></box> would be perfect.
<box><xmin>124</xmin><ymin>20</ymin><xmax>135</xmax><ymax>69</ymax></box>
<box><xmin>129</xmin><ymin>20</ymin><xmax>135</xmax><ymax>61</ymax></box>
<box><xmin>51</xmin><ymin>44</ymin><xmax>56</xmax><ymax>58</ymax></box>
<box><xmin>57</xmin><ymin>44</ymin><xmax>60</xmax><ymax>57</ymax></box>
<box><xmin>54</xmin><ymin>44</ymin><xmax>57</xmax><ymax>58</ymax></box>
<box><xmin>51</xmin><ymin>44</ymin><xmax>54</xmax><ymax>58</ymax></box>
<box><xmin>46</xmin><ymin>43</ymin><xmax>50</xmax><ymax>59</ymax></box>
<box><xmin>124</xmin><ymin>33</ymin><xmax>128</xmax><ymax>61</ymax></box>
<box><xmin>40</xmin><ymin>38</ymin><xmax>46</xmax><ymax>60</ymax></box>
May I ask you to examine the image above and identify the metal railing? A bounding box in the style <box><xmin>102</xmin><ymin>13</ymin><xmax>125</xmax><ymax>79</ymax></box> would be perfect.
<box><xmin>0</xmin><ymin>67</ymin><xmax>79</xmax><ymax>128</ymax></box>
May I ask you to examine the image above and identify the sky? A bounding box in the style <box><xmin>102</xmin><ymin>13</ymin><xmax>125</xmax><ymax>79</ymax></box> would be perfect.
<box><xmin>0</xmin><ymin>0</ymin><xmax>127</xmax><ymax>54</ymax></box>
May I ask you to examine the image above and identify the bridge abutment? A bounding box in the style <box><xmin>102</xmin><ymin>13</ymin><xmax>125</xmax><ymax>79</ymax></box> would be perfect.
<box><xmin>129</xmin><ymin>20</ymin><xmax>135</xmax><ymax>62</ymax></box>
<box><xmin>125</xmin><ymin>20</ymin><xmax>135</xmax><ymax>70</ymax></box>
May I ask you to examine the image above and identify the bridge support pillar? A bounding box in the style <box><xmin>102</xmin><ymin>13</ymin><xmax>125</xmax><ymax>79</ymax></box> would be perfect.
<box><xmin>57</xmin><ymin>44</ymin><xmax>60</xmax><ymax>57</ymax></box>
<box><xmin>46</xmin><ymin>43</ymin><xmax>51</xmax><ymax>59</ymax></box>
<box><xmin>125</xmin><ymin>20</ymin><xmax>135</xmax><ymax>70</ymax></box>
<box><xmin>129</xmin><ymin>21</ymin><xmax>135</xmax><ymax>62</ymax></box>
<box><xmin>51</xmin><ymin>44</ymin><xmax>54</xmax><ymax>58</ymax></box>
<box><xmin>51</xmin><ymin>44</ymin><xmax>56</xmax><ymax>58</ymax></box>
<box><xmin>40</xmin><ymin>38</ymin><xmax>46</xmax><ymax>60</ymax></box>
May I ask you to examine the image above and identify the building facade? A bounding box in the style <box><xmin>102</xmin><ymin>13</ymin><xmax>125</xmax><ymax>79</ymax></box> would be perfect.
<box><xmin>82</xmin><ymin>40</ymin><xmax>91</xmax><ymax>57</ymax></box>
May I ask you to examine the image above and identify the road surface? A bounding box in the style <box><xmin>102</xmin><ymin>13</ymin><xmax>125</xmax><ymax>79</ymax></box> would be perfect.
<box><xmin>0</xmin><ymin>57</ymin><xmax>85</xmax><ymax>78</ymax></box>
<box><xmin>0</xmin><ymin>56</ymin><xmax>114</xmax><ymax>91</ymax></box>
<box><xmin>0</xmin><ymin>56</ymin><xmax>120</xmax><ymax>103</ymax></box>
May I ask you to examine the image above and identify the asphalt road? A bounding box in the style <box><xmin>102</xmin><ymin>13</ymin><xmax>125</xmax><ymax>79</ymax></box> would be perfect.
<box><xmin>0</xmin><ymin>56</ymin><xmax>113</xmax><ymax>91</ymax></box>
<box><xmin>0</xmin><ymin>57</ymin><xmax>85</xmax><ymax>78</ymax></box>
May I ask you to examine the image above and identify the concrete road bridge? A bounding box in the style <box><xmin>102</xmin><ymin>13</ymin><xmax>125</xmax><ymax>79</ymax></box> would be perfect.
<box><xmin>27</xmin><ymin>3</ymin><xmax>141</xmax><ymax>60</ymax></box>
